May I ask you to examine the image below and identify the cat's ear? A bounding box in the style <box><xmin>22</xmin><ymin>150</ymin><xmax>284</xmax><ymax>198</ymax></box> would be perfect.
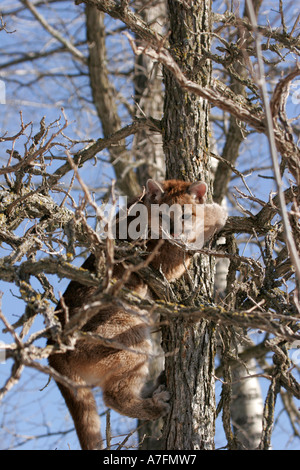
<box><xmin>188</xmin><ymin>181</ymin><xmax>207</xmax><ymax>202</ymax></box>
<box><xmin>146</xmin><ymin>179</ymin><xmax>164</xmax><ymax>202</ymax></box>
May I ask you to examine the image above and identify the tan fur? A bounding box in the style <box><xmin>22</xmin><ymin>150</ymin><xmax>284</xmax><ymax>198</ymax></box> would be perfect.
<box><xmin>48</xmin><ymin>179</ymin><xmax>227</xmax><ymax>450</ymax></box>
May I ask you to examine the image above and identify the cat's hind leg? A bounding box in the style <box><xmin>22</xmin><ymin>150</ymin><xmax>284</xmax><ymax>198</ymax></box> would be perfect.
<box><xmin>102</xmin><ymin>365</ymin><xmax>170</xmax><ymax>420</ymax></box>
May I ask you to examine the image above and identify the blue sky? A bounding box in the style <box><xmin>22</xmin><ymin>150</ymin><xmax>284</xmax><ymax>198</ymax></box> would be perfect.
<box><xmin>0</xmin><ymin>0</ymin><xmax>299</xmax><ymax>450</ymax></box>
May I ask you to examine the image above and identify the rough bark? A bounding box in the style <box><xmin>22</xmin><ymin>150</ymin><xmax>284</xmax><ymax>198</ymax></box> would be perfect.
<box><xmin>161</xmin><ymin>0</ymin><xmax>215</xmax><ymax>450</ymax></box>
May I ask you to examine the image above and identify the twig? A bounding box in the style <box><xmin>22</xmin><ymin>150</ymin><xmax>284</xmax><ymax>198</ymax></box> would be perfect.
<box><xmin>19</xmin><ymin>0</ymin><xmax>86</xmax><ymax>64</ymax></box>
<box><xmin>125</xmin><ymin>31</ymin><xmax>300</xmax><ymax>184</ymax></box>
<box><xmin>125</xmin><ymin>32</ymin><xmax>266</xmax><ymax>132</ymax></box>
<box><xmin>0</xmin><ymin>361</ymin><xmax>24</xmax><ymax>401</ymax></box>
<box><xmin>78</xmin><ymin>0</ymin><xmax>163</xmax><ymax>47</ymax></box>
<box><xmin>246</xmin><ymin>0</ymin><xmax>300</xmax><ymax>284</ymax></box>
<box><xmin>1</xmin><ymin>115</ymin><xmax>68</xmax><ymax>176</ymax></box>
<box><xmin>49</xmin><ymin>118</ymin><xmax>160</xmax><ymax>185</ymax></box>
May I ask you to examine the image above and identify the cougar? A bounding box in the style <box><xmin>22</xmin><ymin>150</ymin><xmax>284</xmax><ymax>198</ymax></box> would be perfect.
<box><xmin>48</xmin><ymin>179</ymin><xmax>227</xmax><ymax>449</ymax></box>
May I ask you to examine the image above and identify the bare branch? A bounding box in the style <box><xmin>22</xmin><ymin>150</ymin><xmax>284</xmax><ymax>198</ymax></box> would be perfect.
<box><xmin>19</xmin><ymin>0</ymin><xmax>86</xmax><ymax>64</ymax></box>
<box><xmin>49</xmin><ymin>117</ymin><xmax>161</xmax><ymax>185</ymax></box>
<box><xmin>125</xmin><ymin>32</ymin><xmax>300</xmax><ymax>185</ymax></box>
<box><xmin>78</xmin><ymin>0</ymin><xmax>163</xmax><ymax>46</ymax></box>
<box><xmin>246</xmin><ymin>0</ymin><xmax>300</xmax><ymax>284</ymax></box>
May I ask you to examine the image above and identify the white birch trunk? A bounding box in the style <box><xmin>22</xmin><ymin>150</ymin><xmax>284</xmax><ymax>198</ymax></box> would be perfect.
<box><xmin>211</xmin><ymin>150</ymin><xmax>264</xmax><ymax>450</ymax></box>
<box><xmin>231</xmin><ymin>358</ymin><xmax>264</xmax><ymax>449</ymax></box>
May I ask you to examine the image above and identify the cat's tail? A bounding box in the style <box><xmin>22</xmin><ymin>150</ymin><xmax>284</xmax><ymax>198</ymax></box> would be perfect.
<box><xmin>49</xmin><ymin>355</ymin><xmax>103</xmax><ymax>450</ymax></box>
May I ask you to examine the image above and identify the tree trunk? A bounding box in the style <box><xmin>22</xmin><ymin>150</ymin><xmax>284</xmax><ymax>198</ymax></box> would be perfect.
<box><xmin>133</xmin><ymin>0</ymin><xmax>166</xmax><ymax>450</ymax></box>
<box><xmin>231</xmin><ymin>358</ymin><xmax>264</xmax><ymax>449</ymax></box>
<box><xmin>133</xmin><ymin>1</ymin><xmax>166</xmax><ymax>184</ymax></box>
<box><xmin>161</xmin><ymin>0</ymin><xmax>215</xmax><ymax>450</ymax></box>
<box><xmin>85</xmin><ymin>5</ymin><xmax>140</xmax><ymax>197</ymax></box>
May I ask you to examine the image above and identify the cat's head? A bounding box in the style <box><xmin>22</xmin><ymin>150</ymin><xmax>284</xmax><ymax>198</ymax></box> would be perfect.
<box><xmin>144</xmin><ymin>179</ymin><xmax>207</xmax><ymax>206</ymax></box>
<box><xmin>106</xmin><ymin>179</ymin><xmax>226</xmax><ymax>249</ymax></box>
<box><xmin>140</xmin><ymin>179</ymin><xmax>209</xmax><ymax>247</ymax></box>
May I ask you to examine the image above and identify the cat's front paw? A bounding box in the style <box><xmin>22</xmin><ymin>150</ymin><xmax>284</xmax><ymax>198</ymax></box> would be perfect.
<box><xmin>152</xmin><ymin>385</ymin><xmax>170</xmax><ymax>417</ymax></box>
<box><xmin>205</xmin><ymin>203</ymin><xmax>228</xmax><ymax>230</ymax></box>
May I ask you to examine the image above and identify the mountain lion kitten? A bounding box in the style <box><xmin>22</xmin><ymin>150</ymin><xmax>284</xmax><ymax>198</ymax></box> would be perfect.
<box><xmin>48</xmin><ymin>179</ymin><xmax>227</xmax><ymax>450</ymax></box>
